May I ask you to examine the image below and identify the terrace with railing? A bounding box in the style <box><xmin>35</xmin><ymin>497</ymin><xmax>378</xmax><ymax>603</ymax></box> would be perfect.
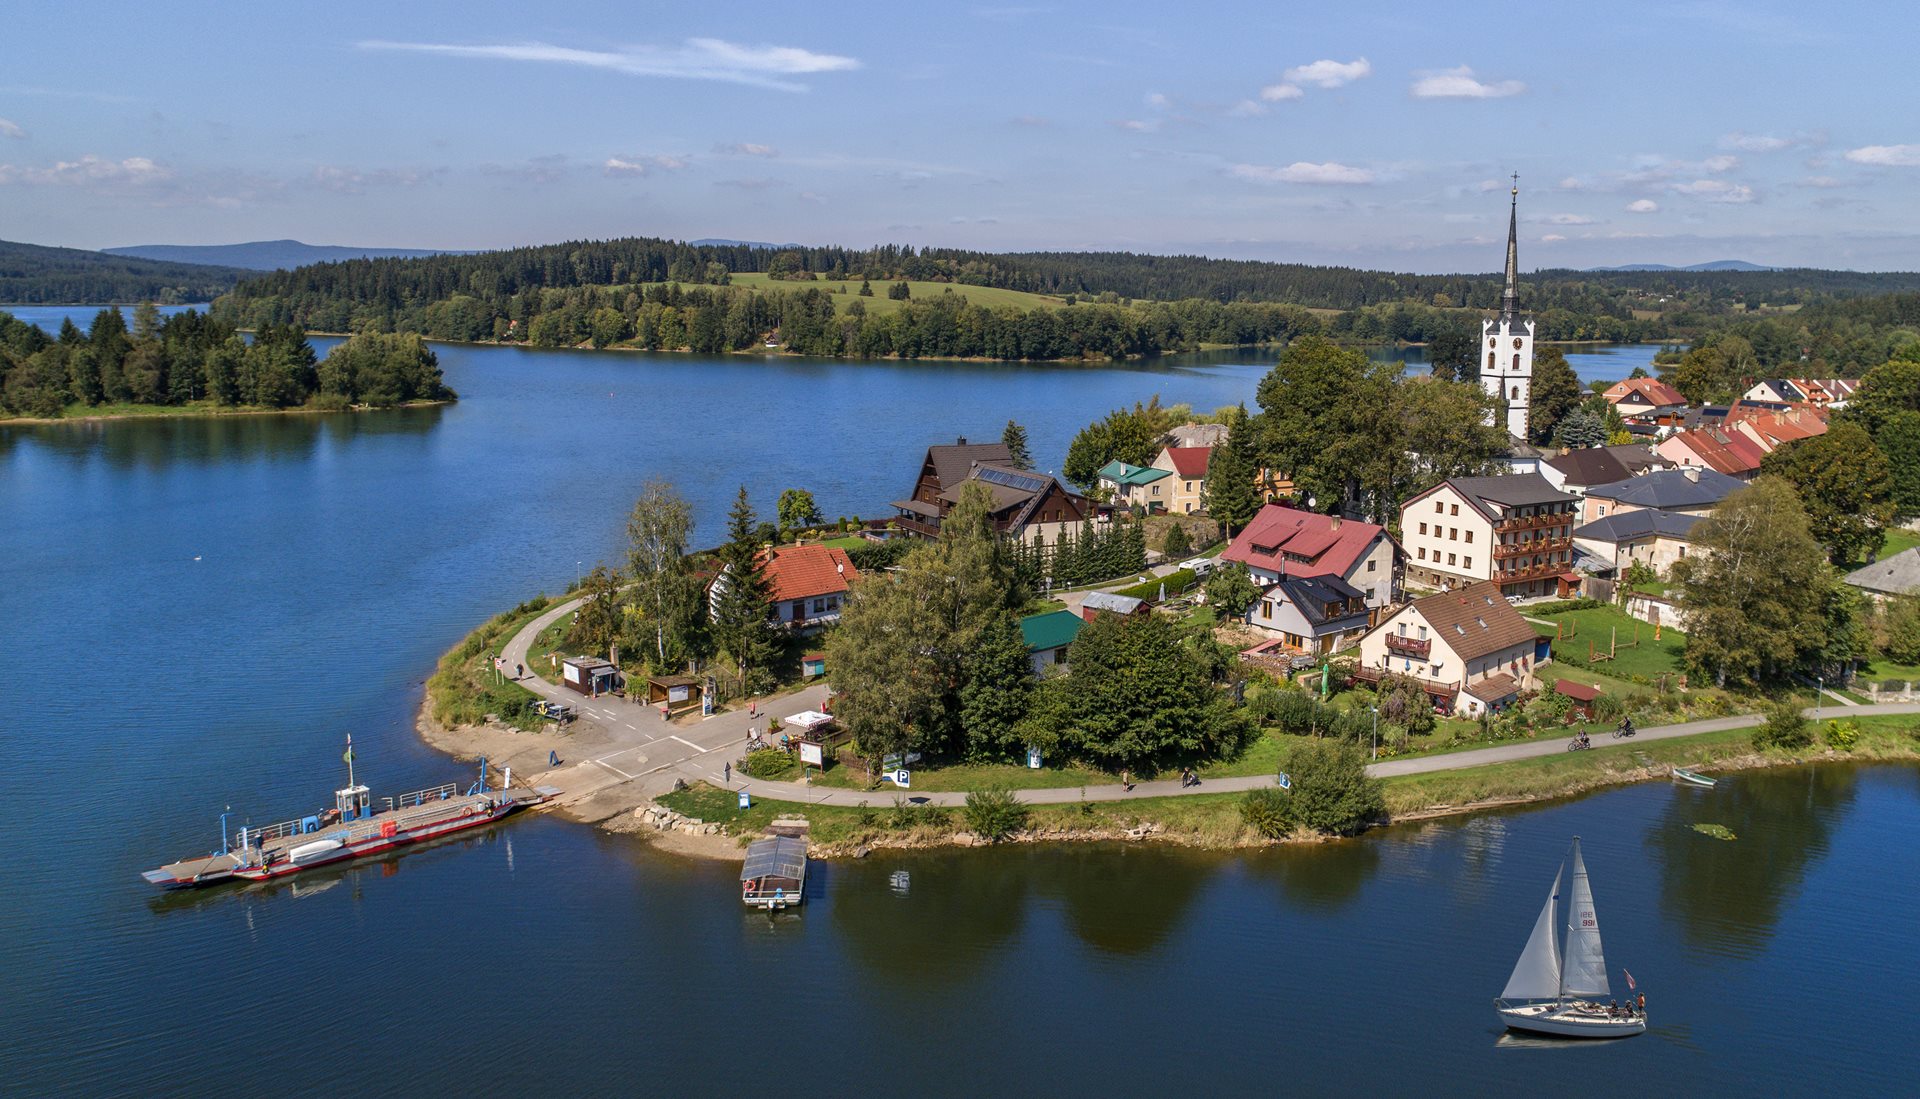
<box><xmin>1384</xmin><ymin>633</ymin><xmax>1431</xmax><ymax>658</ymax></box>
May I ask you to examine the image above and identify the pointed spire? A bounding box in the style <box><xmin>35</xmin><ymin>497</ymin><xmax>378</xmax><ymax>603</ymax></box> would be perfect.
<box><xmin>1501</xmin><ymin>173</ymin><xmax>1521</xmax><ymax>324</ymax></box>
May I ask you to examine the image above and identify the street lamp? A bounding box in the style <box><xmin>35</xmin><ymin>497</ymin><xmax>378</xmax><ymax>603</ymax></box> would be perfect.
<box><xmin>1371</xmin><ymin>706</ymin><xmax>1379</xmax><ymax>762</ymax></box>
<box><xmin>1816</xmin><ymin>676</ymin><xmax>1823</xmax><ymax>718</ymax></box>
<box><xmin>576</xmin><ymin>560</ymin><xmax>582</xmax><ymax>588</ymax></box>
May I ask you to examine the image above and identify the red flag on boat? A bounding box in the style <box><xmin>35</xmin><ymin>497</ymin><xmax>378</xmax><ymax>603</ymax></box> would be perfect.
<box><xmin>1623</xmin><ymin>969</ymin><xmax>1636</xmax><ymax>991</ymax></box>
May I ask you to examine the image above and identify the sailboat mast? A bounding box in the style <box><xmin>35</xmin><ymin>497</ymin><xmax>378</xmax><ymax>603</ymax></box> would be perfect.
<box><xmin>1558</xmin><ymin>838</ymin><xmax>1577</xmax><ymax>1004</ymax></box>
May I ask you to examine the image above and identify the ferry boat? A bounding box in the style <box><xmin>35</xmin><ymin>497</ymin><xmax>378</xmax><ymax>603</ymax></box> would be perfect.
<box><xmin>142</xmin><ymin>755</ymin><xmax>556</xmax><ymax>889</ymax></box>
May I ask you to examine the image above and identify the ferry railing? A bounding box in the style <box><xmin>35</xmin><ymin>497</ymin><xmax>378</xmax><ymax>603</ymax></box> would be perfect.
<box><xmin>382</xmin><ymin>782</ymin><xmax>460</xmax><ymax>813</ymax></box>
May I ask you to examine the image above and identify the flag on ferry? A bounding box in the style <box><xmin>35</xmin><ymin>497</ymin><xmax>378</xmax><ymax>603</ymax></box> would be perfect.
<box><xmin>343</xmin><ymin>733</ymin><xmax>354</xmax><ymax>764</ymax></box>
<box><xmin>1623</xmin><ymin>969</ymin><xmax>1636</xmax><ymax>991</ymax></box>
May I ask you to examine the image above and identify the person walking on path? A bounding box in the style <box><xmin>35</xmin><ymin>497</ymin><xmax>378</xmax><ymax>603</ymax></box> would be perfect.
<box><xmin>749</xmin><ymin>701</ymin><xmax>757</xmax><ymax>719</ymax></box>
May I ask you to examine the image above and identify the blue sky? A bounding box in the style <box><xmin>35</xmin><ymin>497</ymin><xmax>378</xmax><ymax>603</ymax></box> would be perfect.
<box><xmin>3</xmin><ymin>0</ymin><xmax>1917</xmax><ymax>272</ymax></box>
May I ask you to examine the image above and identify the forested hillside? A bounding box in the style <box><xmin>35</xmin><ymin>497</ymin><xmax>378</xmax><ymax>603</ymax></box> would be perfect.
<box><xmin>213</xmin><ymin>235</ymin><xmax>1920</xmax><ymax>362</ymax></box>
<box><xmin>0</xmin><ymin>240</ymin><xmax>245</xmax><ymax>304</ymax></box>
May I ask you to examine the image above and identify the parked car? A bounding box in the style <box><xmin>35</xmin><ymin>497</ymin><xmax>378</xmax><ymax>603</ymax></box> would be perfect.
<box><xmin>1180</xmin><ymin>557</ymin><xmax>1216</xmax><ymax>577</ymax></box>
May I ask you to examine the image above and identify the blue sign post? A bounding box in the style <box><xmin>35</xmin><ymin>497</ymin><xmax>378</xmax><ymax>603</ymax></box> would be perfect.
<box><xmin>1277</xmin><ymin>772</ymin><xmax>1292</xmax><ymax>790</ymax></box>
<box><xmin>737</xmin><ymin>789</ymin><xmax>751</xmax><ymax>810</ymax></box>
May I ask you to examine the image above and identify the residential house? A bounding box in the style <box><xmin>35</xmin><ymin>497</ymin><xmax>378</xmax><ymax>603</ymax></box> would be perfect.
<box><xmin>1151</xmin><ymin>446</ymin><xmax>1213</xmax><ymax>514</ymax></box>
<box><xmin>1080</xmin><ymin>591</ymin><xmax>1149</xmax><ymax>621</ymax></box>
<box><xmin>1164</xmin><ymin>422</ymin><xmax>1229</xmax><ymax>449</ymax></box>
<box><xmin>1221</xmin><ymin>503</ymin><xmax>1399</xmax><ymax>609</ymax></box>
<box><xmin>1572</xmin><ymin>508</ymin><xmax>1705</xmax><ymax>576</ymax></box>
<box><xmin>1602</xmin><ymin>442</ymin><xmax>1666</xmax><ymax>476</ymax></box>
<box><xmin>890</xmin><ymin>438</ymin><xmax>1098</xmax><ymax>547</ymax></box>
<box><xmin>1494</xmin><ymin>436</ymin><xmax>1555</xmax><ymax>475</ymax></box>
<box><xmin>1540</xmin><ymin>447</ymin><xmax>1636</xmax><ymax>497</ymax></box>
<box><xmin>1098</xmin><ymin>459</ymin><xmax>1173</xmax><ymax>511</ymax></box>
<box><xmin>1019</xmin><ymin>609</ymin><xmax>1084</xmax><ymax>674</ymax></box>
<box><xmin>715</xmin><ymin>544</ymin><xmax>862</xmax><ymax>632</ymax></box>
<box><xmin>1399</xmin><ymin>474</ymin><xmax>1580</xmax><ymax>600</ymax></box>
<box><xmin>1356</xmin><ymin>581</ymin><xmax>1551</xmax><ymax>716</ymax></box>
<box><xmin>1844</xmin><ymin>547</ymin><xmax>1920</xmax><ymax>604</ymax></box>
<box><xmin>1655</xmin><ymin>426</ymin><xmax>1768</xmax><ymax>481</ymax></box>
<box><xmin>1577</xmin><ymin>465</ymin><xmax>1744</xmax><ymax>526</ymax></box>
<box><xmin>1724</xmin><ymin>403</ymin><xmax>1827</xmax><ymax>453</ymax></box>
<box><xmin>1602</xmin><ymin>377</ymin><xmax>1687</xmax><ymax>424</ymax></box>
<box><xmin>1247</xmin><ymin>574</ymin><xmax>1372</xmax><ymax>655</ymax></box>
<box><xmin>1743</xmin><ymin>378</ymin><xmax>1859</xmax><ymax>408</ymax></box>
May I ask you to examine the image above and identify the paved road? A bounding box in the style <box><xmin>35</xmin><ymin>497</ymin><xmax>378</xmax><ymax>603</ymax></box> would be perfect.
<box><xmin>496</xmin><ymin>594</ymin><xmax>1920</xmax><ymax>815</ymax></box>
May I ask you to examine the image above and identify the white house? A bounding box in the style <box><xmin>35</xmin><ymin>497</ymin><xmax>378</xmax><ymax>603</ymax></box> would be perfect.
<box><xmin>1399</xmin><ymin>474</ymin><xmax>1579</xmax><ymax>600</ymax></box>
<box><xmin>1355</xmin><ymin>581</ymin><xmax>1550</xmax><ymax>717</ymax></box>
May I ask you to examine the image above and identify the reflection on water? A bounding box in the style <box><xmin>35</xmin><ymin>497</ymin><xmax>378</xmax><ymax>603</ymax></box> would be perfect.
<box><xmin>1243</xmin><ymin>834</ymin><xmax>1383</xmax><ymax>908</ymax></box>
<box><xmin>1</xmin><ymin>402</ymin><xmax>446</xmax><ymax>469</ymax></box>
<box><xmin>1643</xmin><ymin>765</ymin><xmax>1854</xmax><ymax>958</ymax></box>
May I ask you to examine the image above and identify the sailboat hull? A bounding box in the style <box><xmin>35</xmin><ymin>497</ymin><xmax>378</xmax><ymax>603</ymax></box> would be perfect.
<box><xmin>1497</xmin><ymin>1002</ymin><xmax>1646</xmax><ymax>1039</ymax></box>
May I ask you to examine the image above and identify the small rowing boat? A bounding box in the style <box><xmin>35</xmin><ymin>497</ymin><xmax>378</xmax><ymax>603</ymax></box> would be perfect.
<box><xmin>1671</xmin><ymin>767</ymin><xmax>1716</xmax><ymax>788</ymax></box>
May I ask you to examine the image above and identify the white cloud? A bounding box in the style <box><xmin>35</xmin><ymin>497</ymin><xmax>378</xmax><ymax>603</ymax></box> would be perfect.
<box><xmin>0</xmin><ymin>118</ymin><xmax>24</xmax><ymax>139</ymax></box>
<box><xmin>1474</xmin><ymin>178</ymin><xmax>1508</xmax><ymax>192</ymax></box>
<box><xmin>1258</xmin><ymin>82</ymin><xmax>1303</xmax><ymax>102</ymax></box>
<box><xmin>1794</xmin><ymin>176</ymin><xmax>1844</xmax><ymax>188</ymax></box>
<box><xmin>1229</xmin><ymin>161</ymin><xmax>1374</xmax><ymax>185</ymax></box>
<box><xmin>1557</xmin><ymin>176</ymin><xmax>1583</xmax><ymax>191</ymax></box>
<box><xmin>1720</xmin><ymin>131</ymin><xmax>1788</xmax><ymax>152</ymax></box>
<box><xmin>1846</xmin><ymin>144</ymin><xmax>1920</xmax><ymax>166</ymax></box>
<box><xmin>715</xmin><ymin>142</ymin><xmax>778</xmax><ymax>157</ymax></box>
<box><xmin>309</xmin><ymin>165</ymin><xmax>437</xmax><ymax>193</ymax></box>
<box><xmin>1540</xmin><ymin>213</ymin><xmax>1594</xmax><ymax>225</ymax></box>
<box><xmin>0</xmin><ymin>154</ymin><xmax>171</xmax><ymax>188</ymax></box>
<box><xmin>1700</xmin><ymin>154</ymin><xmax>1740</xmax><ymax>173</ymax></box>
<box><xmin>603</xmin><ymin>154</ymin><xmax>691</xmax><ymax>176</ymax></box>
<box><xmin>358</xmin><ymin>37</ymin><xmax>860</xmax><ymax>92</ymax></box>
<box><xmin>1282</xmin><ymin>58</ymin><xmax>1371</xmax><ymax>88</ymax></box>
<box><xmin>1228</xmin><ymin>99</ymin><xmax>1269</xmax><ymax>117</ymax></box>
<box><xmin>1116</xmin><ymin>118</ymin><xmax>1158</xmax><ymax>132</ymax></box>
<box><xmin>1410</xmin><ymin>66</ymin><xmax>1525</xmax><ymax>99</ymax></box>
<box><xmin>1626</xmin><ymin>198</ymin><xmax>1659</xmax><ymax>213</ymax></box>
<box><xmin>1541</xmin><ymin>234</ymin><xmax>1566</xmax><ymax>242</ymax></box>
<box><xmin>1145</xmin><ymin>91</ymin><xmax>1169</xmax><ymax>108</ymax></box>
<box><xmin>1670</xmin><ymin>179</ymin><xmax>1756</xmax><ymax>203</ymax></box>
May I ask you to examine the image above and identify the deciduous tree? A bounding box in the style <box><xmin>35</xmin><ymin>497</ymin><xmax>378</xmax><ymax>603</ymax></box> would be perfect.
<box><xmin>1527</xmin><ymin>347</ymin><xmax>1583</xmax><ymax>445</ymax></box>
<box><xmin>1049</xmin><ymin>612</ymin><xmax>1251</xmax><ymax>772</ymax></box>
<box><xmin>957</xmin><ymin>614</ymin><xmax>1035</xmax><ymax>761</ymax></box>
<box><xmin>625</xmin><ymin>479</ymin><xmax>705</xmax><ymax>670</ymax></box>
<box><xmin>1760</xmin><ymin>421</ymin><xmax>1896</xmax><ymax>565</ymax></box>
<box><xmin>776</xmin><ymin>488</ymin><xmax>823</xmax><ymax>533</ymax></box>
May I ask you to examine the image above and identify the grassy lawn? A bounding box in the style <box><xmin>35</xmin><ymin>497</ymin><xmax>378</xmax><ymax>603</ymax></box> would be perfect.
<box><xmin>427</xmin><ymin>597</ymin><xmax>556</xmax><ymax>731</ymax></box>
<box><xmin>1856</xmin><ymin>658</ymin><xmax>1920</xmax><ymax>685</ymax></box>
<box><xmin>635</xmin><ymin>273</ymin><xmax>1077</xmax><ymax>319</ymax></box>
<box><xmin>804</xmin><ymin>534</ymin><xmax>868</xmax><ymax>550</ymax></box>
<box><xmin>527</xmin><ymin>610</ymin><xmax>573</xmax><ymax>671</ymax></box>
<box><xmin>1535</xmin><ymin>604</ymin><xmax>1686</xmax><ymax>683</ymax></box>
<box><xmin>812</xmin><ymin>757</ymin><xmax>1116</xmax><ymax>793</ymax></box>
<box><xmin>1851</xmin><ymin>527</ymin><xmax>1920</xmax><ymax>567</ymax></box>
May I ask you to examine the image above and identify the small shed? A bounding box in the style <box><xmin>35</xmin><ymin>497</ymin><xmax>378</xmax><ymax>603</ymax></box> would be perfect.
<box><xmin>801</xmin><ymin>651</ymin><xmax>827</xmax><ymax>678</ymax></box>
<box><xmin>645</xmin><ymin>674</ymin><xmax>704</xmax><ymax>714</ymax></box>
<box><xmin>1554</xmin><ymin>678</ymin><xmax>1601</xmax><ymax>721</ymax></box>
<box><xmin>1020</xmin><ymin>609</ymin><xmax>1084</xmax><ymax>675</ymax></box>
<box><xmin>741</xmin><ymin>835</ymin><xmax>808</xmax><ymax>909</ymax></box>
<box><xmin>560</xmin><ymin>656</ymin><xmax>621</xmax><ymax>697</ymax></box>
<box><xmin>1080</xmin><ymin>591</ymin><xmax>1149</xmax><ymax>622</ymax></box>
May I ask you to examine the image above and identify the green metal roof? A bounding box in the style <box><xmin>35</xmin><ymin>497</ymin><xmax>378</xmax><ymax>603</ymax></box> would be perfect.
<box><xmin>1097</xmin><ymin>459</ymin><xmax>1171</xmax><ymax>487</ymax></box>
<box><xmin>1020</xmin><ymin>609</ymin><xmax>1084</xmax><ymax>652</ymax></box>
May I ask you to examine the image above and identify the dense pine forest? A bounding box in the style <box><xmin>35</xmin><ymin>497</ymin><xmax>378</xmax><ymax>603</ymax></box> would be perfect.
<box><xmin>0</xmin><ymin>305</ymin><xmax>451</xmax><ymax>419</ymax></box>
<box><xmin>212</xmin><ymin>235</ymin><xmax>1920</xmax><ymax>362</ymax></box>
<box><xmin>0</xmin><ymin>239</ymin><xmax>246</xmax><ymax>304</ymax></box>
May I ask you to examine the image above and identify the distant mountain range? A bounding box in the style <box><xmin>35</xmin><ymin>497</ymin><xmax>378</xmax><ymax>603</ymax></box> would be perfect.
<box><xmin>104</xmin><ymin>239</ymin><xmax>475</xmax><ymax>272</ymax></box>
<box><xmin>1586</xmin><ymin>260</ymin><xmax>1777</xmax><ymax>273</ymax></box>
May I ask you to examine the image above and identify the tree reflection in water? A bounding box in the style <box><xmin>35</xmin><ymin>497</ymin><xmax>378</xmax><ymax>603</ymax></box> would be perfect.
<box><xmin>1643</xmin><ymin>764</ymin><xmax>1855</xmax><ymax>958</ymax></box>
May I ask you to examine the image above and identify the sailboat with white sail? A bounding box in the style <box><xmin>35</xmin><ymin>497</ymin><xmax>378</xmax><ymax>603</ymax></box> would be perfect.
<box><xmin>1494</xmin><ymin>837</ymin><xmax>1646</xmax><ymax>1039</ymax></box>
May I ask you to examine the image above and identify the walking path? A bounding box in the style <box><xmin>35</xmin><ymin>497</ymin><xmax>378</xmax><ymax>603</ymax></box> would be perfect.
<box><xmin>484</xmin><ymin>597</ymin><xmax>1920</xmax><ymax>818</ymax></box>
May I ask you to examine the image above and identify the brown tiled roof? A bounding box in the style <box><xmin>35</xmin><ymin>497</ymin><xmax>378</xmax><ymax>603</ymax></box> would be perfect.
<box><xmin>1221</xmin><ymin>503</ymin><xmax>1386</xmax><ymax>581</ymax></box>
<box><xmin>1554</xmin><ymin>678</ymin><xmax>1600</xmax><ymax>701</ymax></box>
<box><xmin>761</xmin><ymin>544</ymin><xmax>860</xmax><ymax>604</ymax></box>
<box><xmin>1605</xmin><ymin>377</ymin><xmax>1686</xmax><ymax>407</ymax></box>
<box><xmin>926</xmin><ymin>441</ymin><xmax>1014</xmax><ymax>492</ymax></box>
<box><xmin>1545</xmin><ymin>447</ymin><xmax>1634</xmax><ymax>489</ymax></box>
<box><xmin>1464</xmin><ymin>672</ymin><xmax>1521</xmax><ymax>702</ymax></box>
<box><xmin>1410</xmin><ymin>581</ymin><xmax>1538</xmax><ymax>662</ymax></box>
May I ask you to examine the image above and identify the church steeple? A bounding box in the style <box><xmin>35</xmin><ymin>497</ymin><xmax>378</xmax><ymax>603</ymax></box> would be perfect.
<box><xmin>1500</xmin><ymin>174</ymin><xmax>1520</xmax><ymax>324</ymax></box>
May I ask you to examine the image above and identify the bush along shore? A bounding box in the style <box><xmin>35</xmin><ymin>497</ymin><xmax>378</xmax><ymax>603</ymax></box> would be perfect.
<box><xmin>651</xmin><ymin>716</ymin><xmax>1920</xmax><ymax>859</ymax></box>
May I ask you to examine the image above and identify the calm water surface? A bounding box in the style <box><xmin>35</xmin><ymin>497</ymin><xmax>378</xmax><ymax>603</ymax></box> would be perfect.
<box><xmin>2</xmin><ymin>342</ymin><xmax>1914</xmax><ymax>1095</ymax></box>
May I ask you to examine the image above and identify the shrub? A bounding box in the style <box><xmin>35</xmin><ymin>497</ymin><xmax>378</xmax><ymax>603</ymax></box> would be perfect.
<box><xmin>1822</xmin><ymin>719</ymin><xmax>1860</xmax><ymax>751</ymax></box>
<box><xmin>1240</xmin><ymin>787</ymin><xmax>1292</xmax><ymax>839</ymax></box>
<box><xmin>856</xmin><ymin>800</ymin><xmax>877</xmax><ymax>827</ymax></box>
<box><xmin>742</xmin><ymin>748</ymin><xmax>795</xmax><ymax>778</ymax></box>
<box><xmin>1280</xmin><ymin>740</ymin><xmax>1385</xmax><ymax>834</ymax></box>
<box><xmin>963</xmin><ymin>787</ymin><xmax>1029</xmax><ymax>842</ymax></box>
<box><xmin>1753</xmin><ymin>702</ymin><xmax>1812</xmax><ymax>751</ymax></box>
<box><xmin>1591</xmin><ymin>691</ymin><xmax>1625</xmax><ymax>724</ymax></box>
<box><xmin>1161</xmin><ymin>523</ymin><xmax>1192</xmax><ymax>559</ymax></box>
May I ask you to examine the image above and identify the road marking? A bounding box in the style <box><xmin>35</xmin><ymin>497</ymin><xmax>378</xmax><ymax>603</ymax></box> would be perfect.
<box><xmin>592</xmin><ymin>759</ymin><xmax>634</xmax><ymax>780</ymax></box>
<box><xmin>669</xmin><ymin>735</ymin><xmax>705</xmax><ymax>752</ymax></box>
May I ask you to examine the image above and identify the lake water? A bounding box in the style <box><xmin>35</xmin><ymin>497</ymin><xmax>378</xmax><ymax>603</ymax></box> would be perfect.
<box><xmin>3</xmin><ymin>342</ymin><xmax>1914</xmax><ymax>1095</ymax></box>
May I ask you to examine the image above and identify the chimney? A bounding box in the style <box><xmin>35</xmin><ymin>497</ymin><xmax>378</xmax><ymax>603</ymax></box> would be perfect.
<box><xmin>957</xmin><ymin>436</ymin><xmax>967</xmax><ymax>445</ymax></box>
<box><xmin>1329</xmin><ymin>515</ymin><xmax>1342</xmax><ymax>530</ymax></box>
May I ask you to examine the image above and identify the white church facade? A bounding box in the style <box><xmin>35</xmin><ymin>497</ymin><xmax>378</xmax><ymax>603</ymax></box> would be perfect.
<box><xmin>1481</xmin><ymin>180</ymin><xmax>1533</xmax><ymax>441</ymax></box>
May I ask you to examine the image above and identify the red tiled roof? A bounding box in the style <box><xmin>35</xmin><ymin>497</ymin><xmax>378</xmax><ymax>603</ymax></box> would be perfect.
<box><xmin>1162</xmin><ymin>446</ymin><xmax>1212</xmax><ymax>479</ymax></box>
<box><xmin>1221</xmin><ymin>503</ymin><xmax>1385</xmax><ymax>581</ymax></box>
<box><xmin>761</xmin><ymin>544</ymin><xmax>860</xmax><ymax>604</ymax></box>
<box><xmin>1605</xmin><ymin>377</ymin><xmax>1686</xmax><ymax>407</ymax></box>
<box><xmin>1667</xmin><ymin>427</ymin><xmax>1764</xmax><ymax>475</ymax></box>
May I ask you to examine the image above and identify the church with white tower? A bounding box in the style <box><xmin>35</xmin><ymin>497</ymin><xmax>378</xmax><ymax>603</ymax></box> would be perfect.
<box><xmin>1481</xmin><ymin>179</ymin><xmax>1533</xmax><ymax>440</ymax></box>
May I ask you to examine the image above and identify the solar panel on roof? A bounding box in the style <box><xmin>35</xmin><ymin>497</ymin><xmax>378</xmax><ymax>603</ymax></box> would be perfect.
<box><xmin>974</xmin><ymin>466</ymin><xmax>1047</xmax><ymax>491</ymax></box>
